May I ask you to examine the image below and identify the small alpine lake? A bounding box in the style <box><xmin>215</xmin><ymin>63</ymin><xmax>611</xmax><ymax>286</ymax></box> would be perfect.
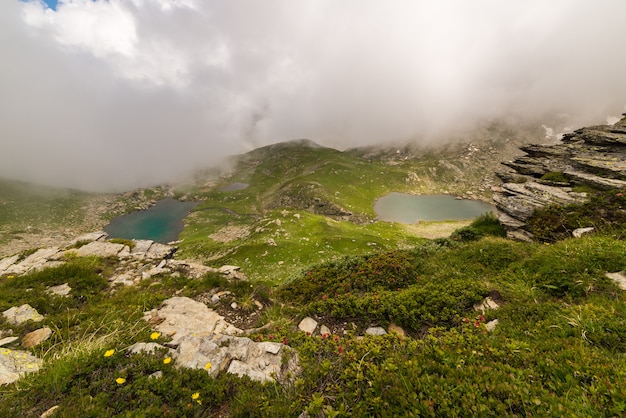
<box><xmin>103</xmin><ymin>198</ymin><xmax>198</xmax><ymax>243</ymax></box>
<box><xmin>374</xmin><ymin>193</ymin><xmax>495</xmax><ymax>224</ymax></box>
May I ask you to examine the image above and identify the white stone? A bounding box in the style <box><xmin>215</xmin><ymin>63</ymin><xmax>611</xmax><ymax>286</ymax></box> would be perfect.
<box><xmin>298</xmin><ymin>317</ymin><xmax>318</xmax><ymax>335</ymax></box>
<box><xmin>365</xmin><ymin>327</ymin><xmax>387</xmax><ymax>336</ymax></box>
<box><xmin>47</xmin><ymin>283</ymin><xmax>71</xmax><ymax>297</ymax></box>
<box><xmin>606</xmin><ymin>271</ymin><xmax>626</xmax><ymax>290</ymax></box>
<box><xmin>485</xmin><ymin>319</ymin><xmax>499</xmax><ymax>332</ymax></box>
<box><xmin>319</xmin><ymin>325</ymin><xmax>331</xmax><ymax>336</ymax></box>
<box><xmin>40</xmin><ymin>405</ymin><xmax>60</xmax><ymax>418</ymax></box>
<box><xmin>572</xmin><ymin>227</ymin><xmax>595</xmax><ymax>238</ymax></box>
<box><xmin>0</xmin><ymin>337</ymin><xmax>18</xmax><ymax>347</ymax></box>
<box><xmin>473</xmin><ymin>297</ymin><xmax>500</xmax><ymax>314</ymax></box>
<box><xmin>258</xmin><ymin>341</ymin><xmax>282</xmax><ymax>355</ymax></box>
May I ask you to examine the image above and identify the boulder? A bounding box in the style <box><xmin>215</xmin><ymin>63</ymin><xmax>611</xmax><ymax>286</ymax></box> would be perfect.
<box><xmin>0</xmin><ymin>347</ymin><xmax>42</xmax><ymax>385</ymax></box>
<box><xmin>144</xmin><ymin>297</ymin><xmax>242</xmax><ymax>346</ymax></box>
<box><xmin>75</xmin><ymin>241</ymin><xmax>124</xmax><ymax>258</ymax></box>
<box><xmin>2</xmin><ymin>304</ymin><xmax>43</xmax><ymax>325</ymax></box>
<box><xmin>175</xmin><ymin>334</ymin><xmax>296</xmax><ymax>383</ymax></box>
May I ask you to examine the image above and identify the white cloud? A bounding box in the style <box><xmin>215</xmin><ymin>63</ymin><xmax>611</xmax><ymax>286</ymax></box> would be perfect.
<box><xmin>1</xmin><ymin>0</ymin><xmax>626</xmax><ymax>190</ymax></box>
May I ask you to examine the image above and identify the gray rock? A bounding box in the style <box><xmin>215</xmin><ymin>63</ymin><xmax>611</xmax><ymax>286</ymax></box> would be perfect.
<box><xmin>0</xmin><ymin>255</ymin><xmax>19</xmax><ymax>274</ymax></box>
<box><xmin>2</xmin><ymin>304</ymin><xmax>43</xmax><ymax>325</ymax></box>
<box><xmin>0</xmin><ymin>347</ymin><xmax>42</xmax><ymax>385</ymax></box>
<box><xmin>365</xmin><ymin>327</ymin><xmax>387</xmax><ymax>336</ymax></box>
<box><xmin>75</xmin><ymin>241</ymin><xmax>124</xmax><ymax>258</ymax></box>
<box><xmin>298</xmin><ymin>317</ymin><xmax>318</xmax><ymax>335</ymax></box>
<box><xmin>493</xmin><ymin>115</ymin><xmax>626</xmax><ymax>241</ymax></box>
<box><xmin>46</xmin><ymin>283</ymin><xmax>71</xmax><ymax>297</ymax></box>
<box><xmin>144</xmin><ymin>297</ymin><xmax>242</xmax><ymax>346</ymax></box>
<box><xmin>174</xmin><ymin>334</ymin><xmax>294</xmax><ymax>383</ymax></box>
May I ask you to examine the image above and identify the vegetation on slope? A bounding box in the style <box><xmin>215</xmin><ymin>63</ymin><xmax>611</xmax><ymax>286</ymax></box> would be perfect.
<box><xmin>0</xmin><ymin>208</ymin><xmax>625</xmax><ymax>416</ymax></box>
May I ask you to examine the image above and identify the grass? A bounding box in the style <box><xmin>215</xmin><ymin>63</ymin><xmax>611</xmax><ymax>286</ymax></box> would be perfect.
<box><xmin>1</xmin><ymin>211</ymin><xmax>626</xmax><ymax>416</ymax></box>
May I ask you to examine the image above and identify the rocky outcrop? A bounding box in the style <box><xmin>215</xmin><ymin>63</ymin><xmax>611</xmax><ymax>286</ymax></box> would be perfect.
<box><xmin>143</xmin><ymin>296</ymin><xmax>298</xmax><ymax>383</ymax></box>
<box><xmin>0</xmin><ymin>232</ymin><xmax>246</xmax><ymax>284</ymax></box>
<box><xmin>494</xmin><ymin>114</ymin><xmax>626</xmax><ymax>241</ymax></box>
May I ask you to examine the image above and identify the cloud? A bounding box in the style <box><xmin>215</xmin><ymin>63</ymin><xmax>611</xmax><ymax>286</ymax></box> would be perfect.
<box><xmin>1</xmin><ymin>0</ymin><xmax>626</xmax><ymax>190</ymax></box>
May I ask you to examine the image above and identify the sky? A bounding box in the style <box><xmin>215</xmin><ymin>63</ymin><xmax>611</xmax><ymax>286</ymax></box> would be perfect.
<box><xmin>2</xmin><ymin>0</ymin><xmax>626</xmax><ymax>191</ymax></box>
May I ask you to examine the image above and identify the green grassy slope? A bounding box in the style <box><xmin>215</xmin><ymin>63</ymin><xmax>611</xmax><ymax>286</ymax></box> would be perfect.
<box><xmin>176</xmin><ymin>135</ymin><xmax>521</xmax><ymax>282</ymax></box>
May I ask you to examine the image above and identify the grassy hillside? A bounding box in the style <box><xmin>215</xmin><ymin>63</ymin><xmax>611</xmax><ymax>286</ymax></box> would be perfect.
<box><xmin>176</xmin><ymin>124</ymin><xmax>535</xmax><ymax>282</ymax></box>
<box><xmin>0</xmin><ymin>213</ymin><xmax>624</xmax><ymax>416</ymax></box>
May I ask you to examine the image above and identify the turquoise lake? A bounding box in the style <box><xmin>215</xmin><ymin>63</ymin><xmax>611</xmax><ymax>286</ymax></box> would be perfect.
<box><xmin>103</xmin><ymin>198</ymin><xmax>198</xmax><ymax>243</ymax></box>
<box><xmin>374</xmin><ymin>193</ymin><xmax>495</xmax><ymax>224</ymax></box>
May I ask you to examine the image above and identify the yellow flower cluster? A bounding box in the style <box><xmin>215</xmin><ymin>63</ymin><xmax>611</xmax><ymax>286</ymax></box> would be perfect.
<box><xmin>104</xmin><ymin>349</ymin><xmax>115</xmax><ymax>357</ymax></box>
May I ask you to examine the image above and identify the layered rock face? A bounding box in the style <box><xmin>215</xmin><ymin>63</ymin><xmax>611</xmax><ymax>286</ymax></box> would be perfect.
<box><xmin>494</xmin><ymin>114</ymin><xmax>626</xmax><ymax>241</ymax></box>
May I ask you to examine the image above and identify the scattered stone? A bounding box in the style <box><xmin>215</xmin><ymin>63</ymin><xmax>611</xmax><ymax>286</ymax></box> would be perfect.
<box><xmin>2</xmin><ymin>304</ymin><xmax>43</xmax><ymax>325</ymax></box>
<box><xmin>149</xmin><ymin>371</ymin><xmax>163</xmax><ymax>380</ymax></box>
<box><xmin>0</xmin><ymin>347</ymin><xmax>42</xmax><ymax>385</ymax></box>
<box><xmin>485</xmin><ymin>319</ymin><xmax>499</xmax><ymax>332</ymax></box>
<box><xmin>267</xmin><ymin>238</ymin><xmax>277</xmax><ymax>247</ymax></box>
<box><xmin>231</xmin><ymin>302</ymin><xmax>239</xmax><ymax>310</ymax></box>
<box><xmin>0</xmin><ymin>337</ymin><xmax>18</xmax><ymax>347</ymax></box>
<box><xmin>365</xmin><ymin>327</ymin><xmax>387</xmax><ymax>336</ymax></box>
<box><xmin>46</xmin><ymin>283</ymin><xmax>71</xmax><ymax>297</ymax></box>
<box><xmin>572</xmin><ymin>227</ymin><xmax>595</xmax><ymax>238</ymax></box>
<box><xmin>298</xmin><ymin>317</ymin><xmax>318</xmax><ymax>335</ymax></box>
<box><xmin>22</xmin><ymin>327</ymin><xmax>52</xmax><ymax>349</ymax></box>
<box><xmin>319</xmin><ymin>325</ymin><xmax>331</xmax><ymax>336</ymax></box>
<box><xmin>109</xmin><ymin>273</ymin><xmax>135</xmax><ymax>287</ymax></box>
<box><xmin>218</xmin><ymin>265</ymin><xmax>246</xmax><ymax>281</ymax></box>
<box><xmin>387</xmin><ymin>323</ymin><xmax>406</xmax><ymax>339</ymax></box>
<box><xmin>473</xmin><ymin>297</ymin><xmax>501</xmax><ymax>314</ymax></box>
<box><xmin>40</xmin><ymin>405</ymin><xmax>60</xmax><ymax>418</ymax></box>
<box><xmin>605</xmin><ymin>271</ymin><xmax>626</xmax><ymax>290</ymax></box>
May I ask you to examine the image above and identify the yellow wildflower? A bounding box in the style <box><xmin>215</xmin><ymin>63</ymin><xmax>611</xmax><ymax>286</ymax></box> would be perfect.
<box><xmin>104</xmin><ymin>349</ymin><xmax>115</xmax><ymax>357</ymax></box>
<box><xmin>115</xmin><ymin>377</ymin><xmax>126</xmax><ymax>385</ymax></box>
<box><xmin>150</xmin><ymin>332</ymin><xmax>161</xmax><ymax>340</ymax></box>
<box><xmin>204</xmin><ymin>362</ymin><xmax>212</xmax><ymax>370</ymax></box>
<box><xmin>7</xmin><ymin>276</ymin><xmax>14</xmax><ymax>279</ymax></box>
<box><xmin>191</xmin><ymin>392</ymin><xmax>200</xmax><ymax>400</ymax></box>
<box><xmin>163</xmin><ymin>357</ymin><xmax>172</xmax><ymax>364</ymax></box>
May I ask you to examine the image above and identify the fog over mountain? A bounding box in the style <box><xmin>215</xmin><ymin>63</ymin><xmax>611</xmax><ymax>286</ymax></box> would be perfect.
<box><xmin>1</xmin><ymin>0</ymin><xmax>626</xmax><ymax>191</ymax></box>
